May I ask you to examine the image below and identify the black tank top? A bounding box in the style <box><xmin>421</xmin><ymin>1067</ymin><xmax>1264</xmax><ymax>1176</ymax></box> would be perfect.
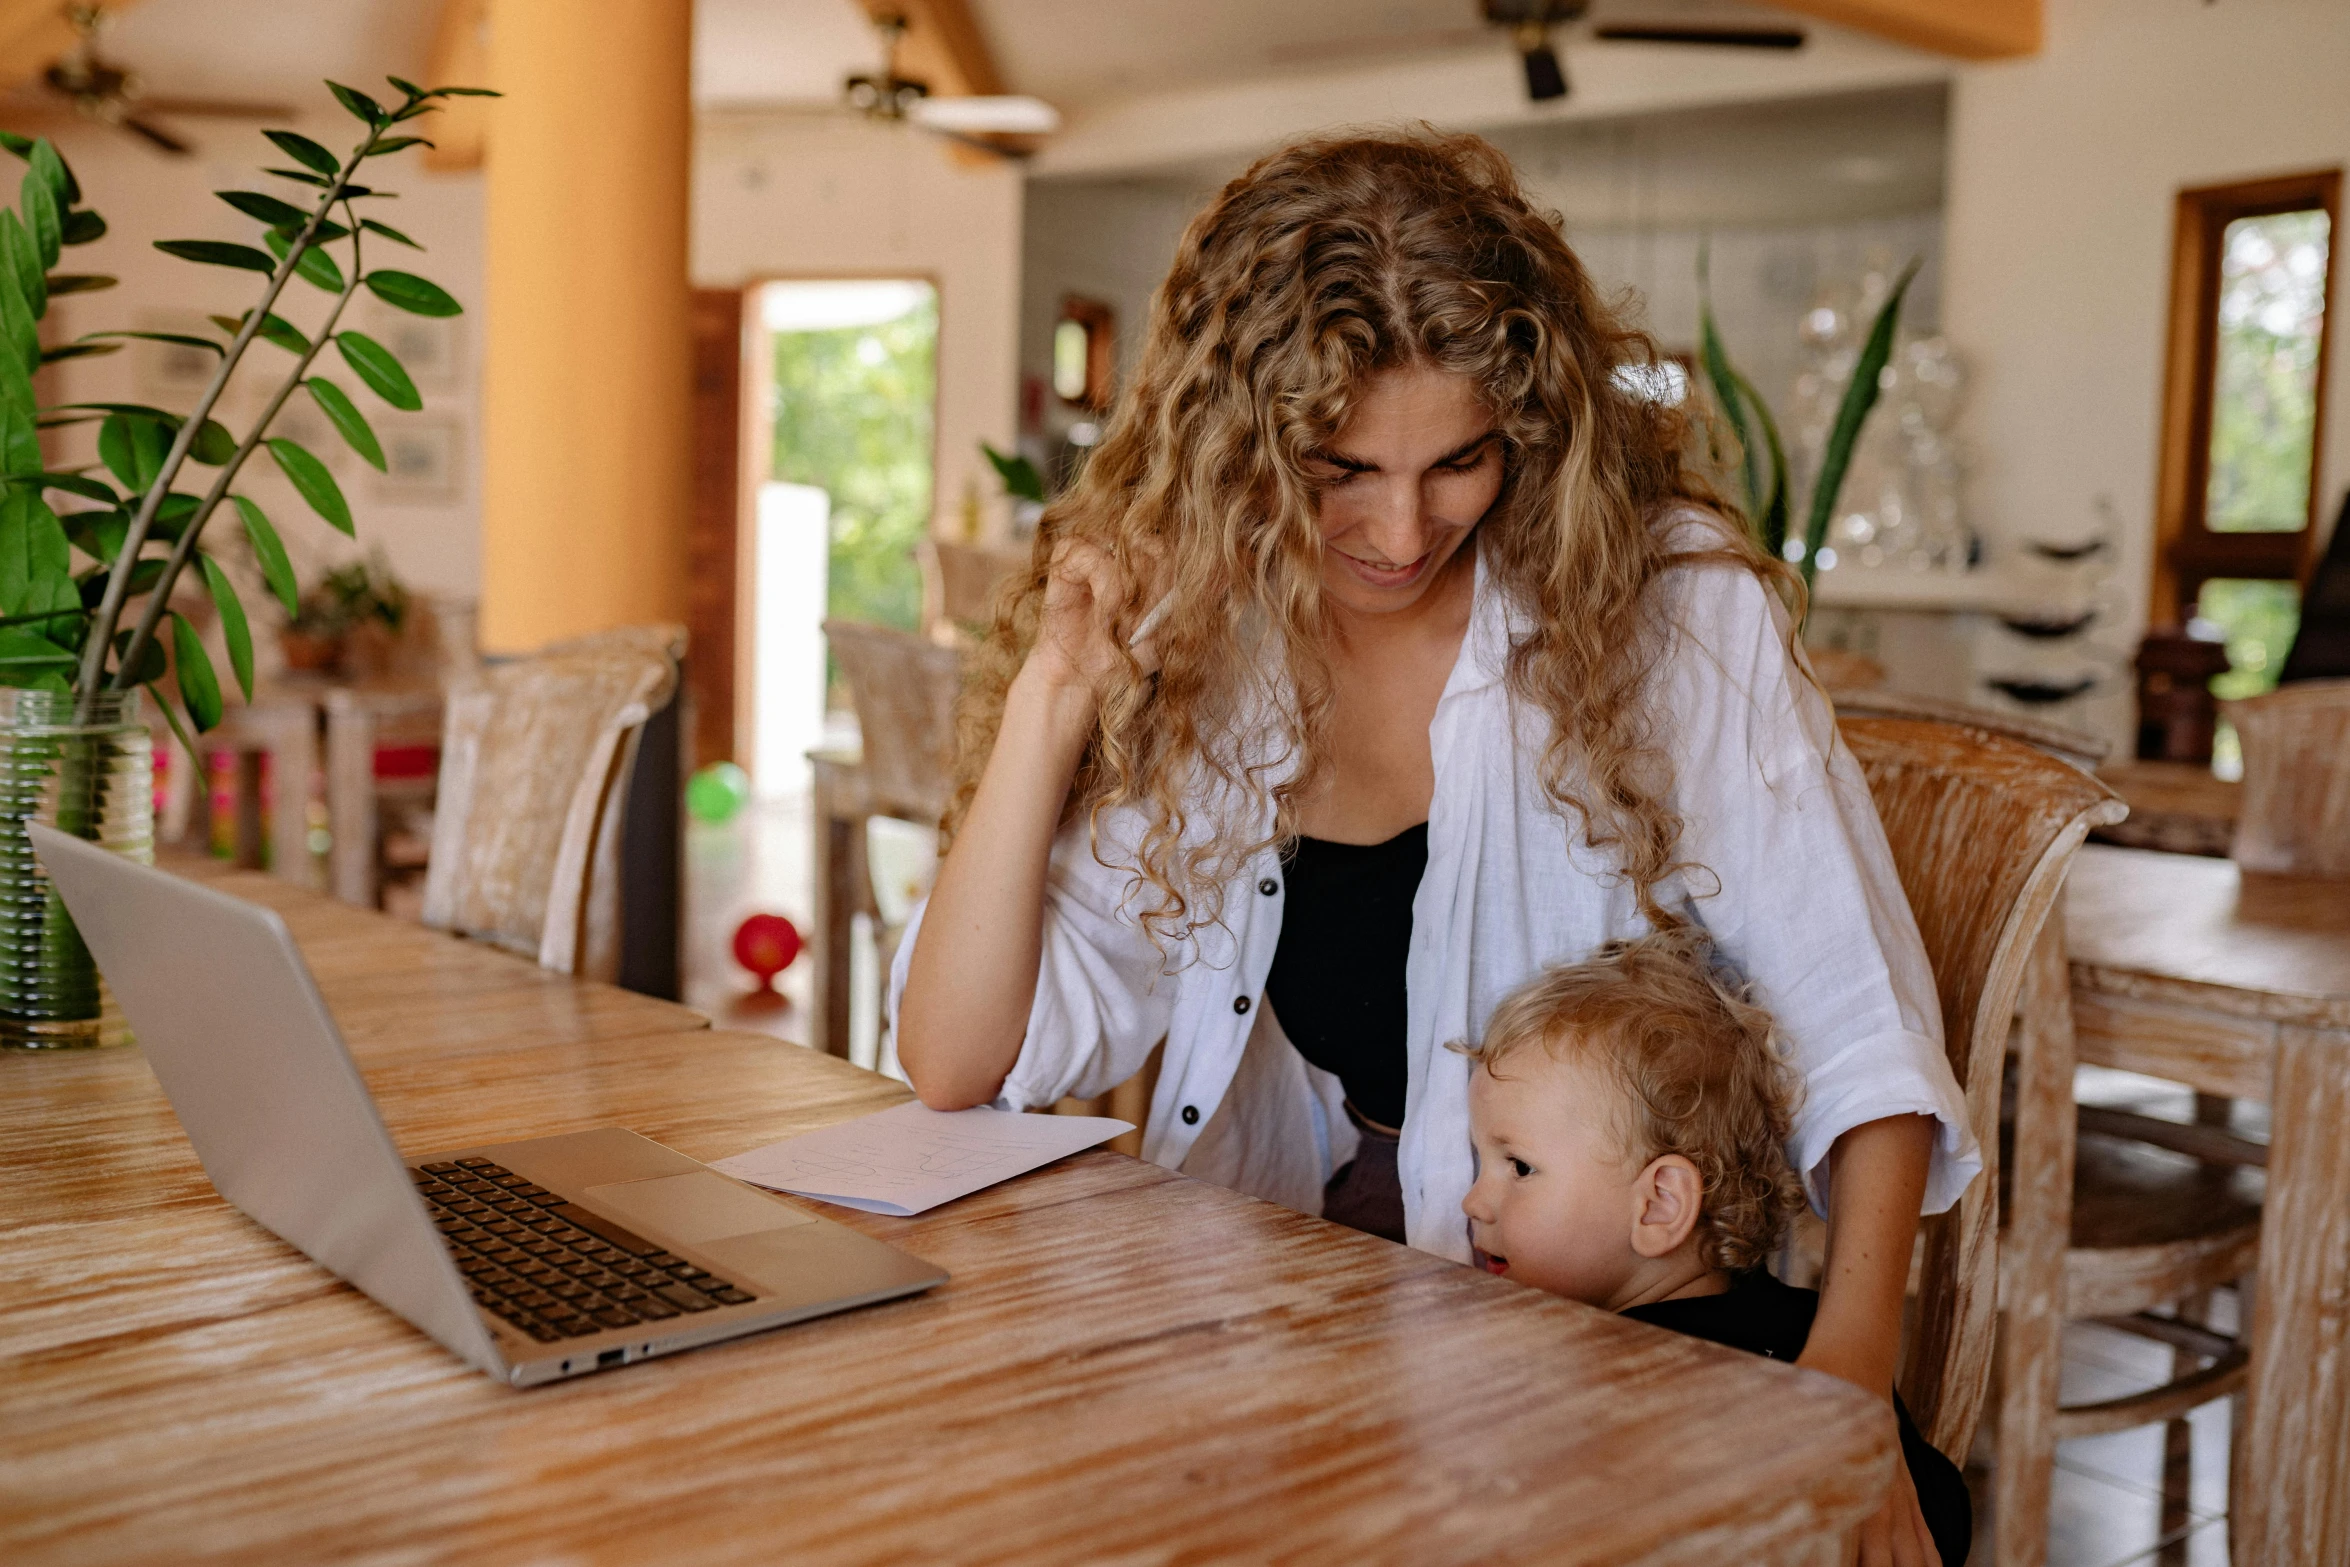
<box><xmin>1263</xmin><ymin>823</ymin><xmax>1428</xmax><ymax>1130</ymax></box>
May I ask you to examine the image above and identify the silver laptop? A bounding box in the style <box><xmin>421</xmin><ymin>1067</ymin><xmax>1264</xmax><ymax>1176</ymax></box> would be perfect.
<box><xmin>33</xmin><ymin>822</ymin><xmax>946</xmax><ymax>1388</ymax></box>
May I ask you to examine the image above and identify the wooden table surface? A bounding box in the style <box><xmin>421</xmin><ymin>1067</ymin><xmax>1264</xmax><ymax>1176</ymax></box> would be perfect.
<box><xmin>2</xmin><ymin>864</ymin><xmax>1895</xmax><ymax>1565</ymax></box>
<box><xmin>2064</xmin><ymin>845</ymin><xmax>2350</xmax><ymax>1565</ymax></box>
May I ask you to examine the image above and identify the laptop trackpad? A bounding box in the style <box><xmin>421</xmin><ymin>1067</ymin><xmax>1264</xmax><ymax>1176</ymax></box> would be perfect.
<box><xmin>581</xmin><ymin>1171</ymin><xmax>819</xmax><ymax>1244</ymax></box>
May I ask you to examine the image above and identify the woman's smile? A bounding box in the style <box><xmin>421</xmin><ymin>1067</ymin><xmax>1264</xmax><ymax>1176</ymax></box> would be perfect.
<box><xmin>1332</xmin><ymin>545</ymin><xmax>1436</xmax><ymax>590</ymax></box>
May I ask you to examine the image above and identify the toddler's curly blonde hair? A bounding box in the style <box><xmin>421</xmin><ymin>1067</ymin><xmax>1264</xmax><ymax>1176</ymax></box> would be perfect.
<box><xmin>1456</xmin><ymin>929</ymin><xmax>1805</xmax><ymax>1273</ymax></box>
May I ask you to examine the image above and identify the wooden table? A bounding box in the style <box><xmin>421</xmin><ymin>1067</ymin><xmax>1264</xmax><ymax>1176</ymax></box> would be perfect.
<box><xmin>2065</xmin><ymin>844</ymin><xmax>2350</xmax><ymax>1565</ymax></box>
<box><xmin>2</xmin><ymin>866</ymin><xmax>1895</xmax><ymax>1565</ymax></box>
<box><xmin>2090</xmin><ymin>759</ymin><xmax>2243</xmax><ymax>858</ymax></box>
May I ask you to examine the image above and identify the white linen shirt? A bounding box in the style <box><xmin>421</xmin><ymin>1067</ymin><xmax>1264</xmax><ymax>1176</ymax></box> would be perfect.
<box><xmin>888</xmin><ymin>518</ymin><xmax>1982</xmax><ymax>1262</ymax></box>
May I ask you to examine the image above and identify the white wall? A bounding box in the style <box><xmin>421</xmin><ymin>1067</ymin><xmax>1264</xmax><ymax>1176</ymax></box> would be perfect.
<box><xmin>1942</xmin><ymin>0</ymin><xmax>2350</xmax><ymax>742</ymax></box>
<box><xmin>692</xmin><ymin>115</ymin><xmax>1024</xmax><ymax>540</ymax></box>
<box><xmin>42</xmin><ymin>113</ymin><xmax>486</xmax><ymax>620</ymax></box>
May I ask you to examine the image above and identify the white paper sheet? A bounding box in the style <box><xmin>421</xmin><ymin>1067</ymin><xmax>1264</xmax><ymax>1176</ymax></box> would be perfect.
<box><xmin>710</xmin><ymin>1101</ymin><xmax>1134</xmax><ymax>1216</ymax></box>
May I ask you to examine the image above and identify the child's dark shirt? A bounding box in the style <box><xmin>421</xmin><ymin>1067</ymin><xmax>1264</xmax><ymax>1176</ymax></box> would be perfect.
<box><xmin>1622</xmin><ymin>1269</ymin><xmax>1971</xmax><ymax>1566</ymax></box>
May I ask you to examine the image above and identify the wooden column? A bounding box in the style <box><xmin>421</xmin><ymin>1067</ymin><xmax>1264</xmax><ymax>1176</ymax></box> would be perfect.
<box><xmin>479</xmin><ymin>0</ymin><xmax>693</xmax><ymax>653</ymax></box>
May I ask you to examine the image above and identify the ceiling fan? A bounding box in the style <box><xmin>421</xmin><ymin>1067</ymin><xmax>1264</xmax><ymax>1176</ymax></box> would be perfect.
<box><xmin>843</xmin><ymin>12</ymin><xmax>1060</xmax><ymax>150</ymax></box>
<box><xmin>0</xmin><ymin>4</ymin><xmax>293</xmax><ymax>156</ymax></box>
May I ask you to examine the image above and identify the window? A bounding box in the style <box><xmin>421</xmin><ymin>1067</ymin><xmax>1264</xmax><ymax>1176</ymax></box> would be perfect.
<box><xmin>1053</xmin><ymin>296</ymin><xmax>1114</xmax><ymax>411</ymax></box>
<box><xmin>2152</xmin><ymin>170</ymin><xmax>2339</xmax><ymax>699</ymax></box>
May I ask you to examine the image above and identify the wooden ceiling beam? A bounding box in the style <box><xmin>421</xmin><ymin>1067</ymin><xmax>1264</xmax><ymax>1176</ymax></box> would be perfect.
<box><xmin>1767</xmin><ymin>0</ymin><xmax>2040</xmax><ymax>60</ymax></box>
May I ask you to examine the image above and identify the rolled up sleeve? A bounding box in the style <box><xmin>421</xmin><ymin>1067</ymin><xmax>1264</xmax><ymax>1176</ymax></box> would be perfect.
<box><xmin>1656</xmin><ymin>562</ymin><xmax>1983</xmax><ymax>1215</ymax></box>
<box><xmin>888</xmin><ymin>809</ymin><xmax>1174</xmax><ymax>1112</ymax></box>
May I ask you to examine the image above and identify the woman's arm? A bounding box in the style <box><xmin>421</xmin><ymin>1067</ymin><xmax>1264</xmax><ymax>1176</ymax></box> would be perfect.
<box><xmin>896</xmin><ymin>541</ymin><xmax>1137</xmax><ymax>1110</ymax></box>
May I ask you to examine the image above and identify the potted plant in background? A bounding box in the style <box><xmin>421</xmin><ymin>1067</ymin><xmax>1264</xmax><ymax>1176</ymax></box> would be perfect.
<box><xmin>0</xmin><ymin>74</ymin><xmax>490</xmax><ymax>1048</ymax></box>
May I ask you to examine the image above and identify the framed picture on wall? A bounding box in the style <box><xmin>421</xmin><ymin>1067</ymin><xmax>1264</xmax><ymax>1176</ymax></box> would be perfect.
<box><xmin>375</xmin><ymin>419</ymin><xmax>463</xmax><ymax>503</ymax></box>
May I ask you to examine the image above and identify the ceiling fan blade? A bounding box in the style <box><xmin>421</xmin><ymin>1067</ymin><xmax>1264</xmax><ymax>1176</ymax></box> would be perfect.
<box><xmin>1589</xmin><ymin>23</ymin><xmax>1805</xmax><ymax>49</ymax></box>
<box><xmin>1520</xmin><ymin>43</ymin><xmax>1568</xmax><ymax>102</ymax></box>
<box><xmin>136</xmin><ymin>96</ymin><xmax>299</xmax><ymax>119</ymax></box>
<box><xmin>909</xmin><ymin>94</ymin><xmax>1060</xmax><ymax>136</ymax></box>
<box><xmin>121</xmin><ymin>117</ymin><xmax>191</xmax><ymax>155</ymax></box>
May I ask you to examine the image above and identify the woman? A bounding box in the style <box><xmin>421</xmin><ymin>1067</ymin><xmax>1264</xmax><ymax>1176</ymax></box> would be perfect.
<box><xmin>897</xmin><ymin>132</ymin><xmax>1974</xmax><ymax>1564</ymax></box>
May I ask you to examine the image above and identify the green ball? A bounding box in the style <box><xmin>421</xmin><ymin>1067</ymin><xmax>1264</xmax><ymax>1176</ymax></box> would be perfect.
<box><xmin>686</xmin><ymin>761</ymin><xmax>751</xmax><ymax>824</ymax></box>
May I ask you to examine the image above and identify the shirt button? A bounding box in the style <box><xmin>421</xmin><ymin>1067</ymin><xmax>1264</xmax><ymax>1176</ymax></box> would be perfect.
<box><xmin>1233</xmin><ymin>996</ymin><xmax>1251</xmax><ymax>1015</ymax></box>
<box><xmin>1258</xmin><ymin>877</ymin><xmax>1278</xmax><ymax>896</ymax></box>
<box><xmin>1181</xmin><ymin>1105</ymin><xmax>1200</xmax><ymax>1125</ymax></box>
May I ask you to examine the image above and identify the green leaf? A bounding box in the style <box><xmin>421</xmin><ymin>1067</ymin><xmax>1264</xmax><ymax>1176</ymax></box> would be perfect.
<box><xmin>97</xmin><ymin>413</ymin><xmax>171</xmax><ymax>494</ymax></box>
<box><xmin>79</xmin><ymin>329</ymin><xmax>223</xmax><ymax>358</ymax></box>
<box><xmin>1</xmin><ymin>211</ymin><xmax>41</xmax><ymax>317</ymax></box>
<box><xmin>211</xmin><ymin>311</ymin><xmax>310</xmax><ymax>355</ymax></box>
<box><xmin>27</xmin><ymin>139</ymin><xmax>75</xmax><ymax>206</ymax></box>
<box><xmin>1801</xmin><ymin>257</ymin><xmax>1921</xmax><ymax>587</ymax></box>
<box><xmin>65</xmin><ymin>505</ymin><xmax>127</xmax><ymax>566</ymax></box>
<box><xmin>232</xmin><ymin>495</ymin><xmax>298</xmax><ymax>616</ymax></box>
<box><xmin>982</xmin><ymin>441</ymin><xmax>1046</xmax><ymax>504</ymax></box>
<box><xmin>198</xmin><ymin>554</ymin><xmax>254</xmax><ymax>701</ymax></box>
<box><xmin>110</xmin><ymin>625</ymin><xmax>165</xmax><ymax>685</ymax></box>
<box><xmin>216</xmin><ymin>188</ymin><xmax>312</xmax><ymax>228</ymax></box>
<box><xmin>40</xmin><ymin>471</ymin><xmax>117</xmax><ymax>505</ymax></box>
<box><xmin>266</xmin><ymin>166</ymin><xmax>333</xmax><ymax>189</ymax></box>
<box><xmin>0</xmin><ymin>264</ymin><xmax>36</xmax><ymax>374</ymax></box>
<box><xmin>37</xmin><ymin>342</ymin><xmax>116</xmax><ymax>365</ymax></box>
<box><xmin>386</xmin><ymin>75</ymin><xmax>426</xmax><ymax>99</ymax></box>
<box><xmin>1732</xmin><ymin>369</ymin><xmax>1791</xmax><ymax>561</ymax></box>
<box><xmin>0</xmin><ymin>626</ymin><xmax>77</xmax><ymax>677</ymax></box>
<box><xmin>335</xmin><ymin>331</ymin><xmax>420</xmax><ymax>410</ymax></box>
<box><xmin>264</xmin><ymin>129</ymin><xmax>340</xmax><ymax>176</ymax></box>
<box><xmin>361</xmin><ymin>135</ymin><xmax>432</xmax><ymax>156</ymax></box>
<box><xmin>1695</xmin><ymin>241</ymin><xmax>1759</xmax><ymax>525</ymax></box>
<box><xmin>263</xmin><ymin>227</ymin><xmax>345</xmax><ymax>293</ymax></box>
<box><xmin>431</xmin><ymin>86</ymin><xmax>501</xmax><ymax>97</ymax></box>
<box><xmin>359</xmin><ymin>218</ymin><xmax>421</xmax><ymax>249</ymax></box>
<box><xmin>44</xmin><ymin>274</ymin><xmax>115</xmax><ymax>295</ymax></box>
<box><xmin>306</xmin><ymin>377</ymin><xmax>384</xmax><ymax>471</ymax></box>
<box><xmin>20</xmin><ymin>167</ymin><xmax>59</xmax><ymax>270</ymax></box>
<box><xmin>268</xmin><ymin>438</ymin><xmax>352</xmax><ymax>535</ymax></box>
<box><xmin>144</xmin><ymin>677</ymin><xmax>201</xmax><ymax>774</ymax></box>
<box><xmin>363</xmin><ymin>269</ymin><xmax>460</xmax><ymax>317</ymax></box>
<box><xmin>328</xmin><ymin>81</ymin><xmax>388</xmax><ymax>125</ymax></box>
<box><xmin>155</xmin><ymin>238</ymin><xmax>275</xmax><ymax>274</ymax></box>
<box><xmin>0</xmin><ymin>394</ymin><xmax>38</xmax><ymax>475</ymax></box>
<box><xmin>58</xmin><ymin>208</ymin><xmax>103</xmax><ymax>247</ymax></box>
<box><xmin>0</xmin><ymin>487</ymin><xmax>77</xmax><ymax>623</ymax></box>
<box><xmin>78</xmin><ymin>558</ymin><xmax>163</xmax><ymax>612</ymax></box>
<box><xmin>188</xmin><ymin>418</ymin><xmax>236</xmax><ymax>467</ymax></box>
<box><xmin>0</xmin><ymin>131</ymin><xmax>27</xmax><ymax>158</ymax></box>
<box><xmin>169</xmin><ymin>611</ymin><xmax>223</xmax><ymax>732</ymax></box>
<box><xmin>152</xmin><ymin>493</ymin><xmax>200</xmax><ymax>543</ymax></box>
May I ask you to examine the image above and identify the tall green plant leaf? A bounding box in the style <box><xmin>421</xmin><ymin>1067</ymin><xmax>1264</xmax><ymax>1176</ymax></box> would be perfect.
<box><xmin>97</xmin><ymin>413</ymin><xmax>170</xmax><ymax>494</ymax></box>
<box><xmin>78</xmin><ymin>330</ymin><xmax>223</xmax><ymax>359</ymax></box>
<box><xmin>0</xmin><ymin>267</ymin><xmax>35</xmax><ymax>374</ymax></box>
<box><xmin>1800</xmin><ymin>258</ymin><xmax>1921</xmax><ymax>584</ymax></box>
<box><xmin>358</xmin><ymin>218</ymin><xmax>420</xmax><ymax>250</ymax></box>
<box><xmin>231</xmin><ymin>495</ymin><xmax>299</xmax><ymax>616</ymax></box>
<box><xmin>264</xmin><ymin>227</ymin><xmax>344</xmax><ymax>292</ymax></box>
<box><xmin>168</xmin><ymin>611</ymin><xmax>222</xmax><ymax>732</ymax></box>
<box><xmin>982</xmin><ymin>441</ymin><xmax>1045</xmax><ymax>504</ymax></box>
<box><xmin>335</xmin><ymin>331</ymin><xmax>420</xmax><ymax>408</ymax></box>
<box><xmin>328</xmin><ymin>81</ymin><xmax>388</xmax><ymax>125</ymax></box>
<box><xmin>143</xmin><ymin>678</ymin><xmax>200</xmax><ymax>773</ymax></box>
<box><xmin>211</xmin><ymin>311</ymin><xmax>310</xmax><ymax>355</ymax></box>
<box><xmin>26</xmin><ymin>139</ymin><xmax>75</xmax><ymax>206</ymax></box>
<box><xmin>363</xmin><ymin>270</ymin><xmax>460</xmax><ymax>317</ymax></box>
<box><xmin>267</xmin><ymin>438</ymin><xmax>353</xmax><ymax>534</ymax></box>
<box><xmin>198</xmin><ymin>554</ymin><xmax>254</xmax><ymax>700</ymax></box>
<box><xmin>0</xmin><ymin>626</ymin><xmax>77</xmax><ymax>686</ymax></box>
<box><xmin>362</xmin><ymin>136</ymin><xmax>432</xmax><ymax>158</ymax></box>
<box><xmin>0</xmin><ymin>391</ymin><xmax>37</xmax><ymax>476</ymax></box>
<box><xmin>1695</xmin><ymin>242</ymin><xmax>1760</xmax><ymax>523</ymax></box>
<box><xmin>306</xmin><ymin>378</ymin><xmax>385</xmax><ymax>470</ymax></box>
<box><xmin>43</xmin><ymin>274</ymin><xmax>114</xmax><ymax>294</ymax></box>
<box><xmin>1733</xmin><ymin>369</ymin><xmax>1791</xmax><ymax>561</ymax></box>
<box><xmin>0</xmin><ymin>487</ymin><xmax>75</xmax><ymax>622</ymax></box>
<box><xmin>40</xmin><ymin>471</ymin><xmax>117</xmax><ymax>505</ymax></box>
<box><xmin>107</xmin><ymin>625</ymin><xmax>163</xmax><ymax>684</ymax></box>
<box><xmin>264</xmin><ymin>129</ymin><xmax>340</xmax><ymax>176</ymax></box>
<box><xmin>155</xmin><ymin>239</ymin><xmax>274</xmax><ymax>274</ymax></box>
<box><xmin>216</xmin><ymin>188</ymin><xmax>311</xmax><ymax>227</ymax></box>
<box><xmin>1</xmin><ymin>211</ymin><xmax>42</xmax><ymax>317</ymax></box>
<box><xmin>58</xmin><ymin>208</ymin><xmax>103</xmax><ymax>246</ymax></box>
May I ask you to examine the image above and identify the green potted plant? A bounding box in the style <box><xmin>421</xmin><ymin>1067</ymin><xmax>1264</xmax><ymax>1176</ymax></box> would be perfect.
<box><xmin>0</xmin><ymin>74</ymin><xmax>490</xmax><ymax>1048</ymax></box>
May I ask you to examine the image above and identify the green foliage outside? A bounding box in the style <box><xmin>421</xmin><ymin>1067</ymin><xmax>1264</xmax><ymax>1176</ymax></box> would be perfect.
<box><xmin>2206</xmin><ymin>210</ymin><xmax>2329</xmax><ymax>534</ymax></box>
<box><xmin>770</xmin><ymin>292</ymin><xmax>937</xmax><ymax>635</ymax></box>
<box><xmin>2201</xmin><ymin>577</ymin><xmax>2302</xmax><ymax>702</ymax></box>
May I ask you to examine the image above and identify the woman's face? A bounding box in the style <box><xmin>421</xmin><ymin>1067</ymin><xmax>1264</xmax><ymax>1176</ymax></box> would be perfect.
<box><xmin>1306</xmin><ymin>364</ymin><xmax>1503</xmax><ymax>620</ymax></box>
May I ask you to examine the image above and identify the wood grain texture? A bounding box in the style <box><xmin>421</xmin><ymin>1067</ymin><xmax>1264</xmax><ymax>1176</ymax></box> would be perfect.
<box><xmin>0</xmin><ymin>875</ymin><xmax>1897</xmax><ymax>1566</ymax></box>
<box><xmin>2225</xmin><ymin>678</ymin><xmax>2350</xmax><ymax>878</ymax></box>
<box><xmin>1838</xmin><ymin>717</ymin><xmax>2125</xmax><ymax>1462</ymax></box>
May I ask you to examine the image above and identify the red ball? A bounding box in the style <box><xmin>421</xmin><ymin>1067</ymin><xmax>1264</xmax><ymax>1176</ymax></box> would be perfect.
<box><xmin>732</xmin><ymin>913</ymin><xmax>803</xmax><ymax>989</ymax></box>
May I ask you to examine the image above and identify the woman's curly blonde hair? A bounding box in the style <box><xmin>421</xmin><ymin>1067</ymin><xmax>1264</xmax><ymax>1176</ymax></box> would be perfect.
<box><xmin>1456</xmin><ymin>928</ymin><xmax>1807</xmax><ymax>1273</ymax></box>
<box><xmin>947</xmin><ymin>128</ymin><xmax>1793</xmax><ymax>941</ymax></box>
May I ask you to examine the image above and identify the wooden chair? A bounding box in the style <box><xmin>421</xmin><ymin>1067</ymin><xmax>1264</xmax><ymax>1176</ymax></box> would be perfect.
<box><xmin>2224</xmin><ymin>678</ymin><xmax>2350</xmax><ymax>877</ymax></box>
<box><xmin>1836</xmin><ymin>717</ymin><xmax>2128</xmax><ymax>1464</ymax></box>
<box><xmin>918</xmin><ymin>538</ymin><xmax>1029</xmax><ymax>647</ymax></box>
<box><xmin>1832</xmin><ymin>688</ymin><xmax>2110</xmax><ymax>773</ymax></box>
<box><xmin>419</xmin><ymin>626</ymin><xmax>682</xmax><ymax>981</ymax></box>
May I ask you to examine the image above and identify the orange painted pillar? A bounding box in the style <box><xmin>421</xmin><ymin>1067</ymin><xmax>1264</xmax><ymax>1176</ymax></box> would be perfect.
<box><xmin>479</xmin><ymin>0</ymin><xmax>693</xmax><ymax>651</ymax></box>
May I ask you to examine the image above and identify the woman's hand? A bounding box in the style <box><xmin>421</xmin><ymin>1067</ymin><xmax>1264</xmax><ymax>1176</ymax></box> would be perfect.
<box><xmin>1023</xmin><ymin>537</ymin><xmax>1159</xmax><ymax>702</ymax></box>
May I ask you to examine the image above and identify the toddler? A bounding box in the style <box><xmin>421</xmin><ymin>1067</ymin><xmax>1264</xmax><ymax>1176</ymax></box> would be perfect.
<box><xmin>1457</xmin><ymin>930</ymin><xmax>1969</xmax><ymax>1567</ymax></box>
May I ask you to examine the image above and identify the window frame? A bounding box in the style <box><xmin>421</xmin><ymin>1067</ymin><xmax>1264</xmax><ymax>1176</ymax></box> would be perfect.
<box><xmin>2150</xmin><ymin>168</ymin><xmax>2341</xmax><ymax>621</ymax></box>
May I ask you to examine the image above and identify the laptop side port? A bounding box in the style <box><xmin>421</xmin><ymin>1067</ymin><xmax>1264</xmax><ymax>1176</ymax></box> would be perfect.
<box><xmin>598</xmin><ymin>1348</ymin><xmax>625</xmax><ymax>1368</ymax></box>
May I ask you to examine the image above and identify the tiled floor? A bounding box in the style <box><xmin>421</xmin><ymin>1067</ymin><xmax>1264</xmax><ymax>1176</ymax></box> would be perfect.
<box><xmin>681</xmin><ymin>817</ymin><xmax>2246</xmax><ymax>1567</ymax></box>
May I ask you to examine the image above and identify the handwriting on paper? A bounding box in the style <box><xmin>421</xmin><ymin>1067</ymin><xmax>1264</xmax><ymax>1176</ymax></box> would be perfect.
<box><xmin>711</xmin><ymin>1101</ymin><xmax>1133</xmax><ymax>1216</ymax></box>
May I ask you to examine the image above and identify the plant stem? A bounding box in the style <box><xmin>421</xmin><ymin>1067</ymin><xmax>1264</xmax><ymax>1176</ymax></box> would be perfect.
<box><xmin>74</xmin><ymin>117</ymin><xmax>392</xmax><ymax>718</ymax></box>
<box><xmin>107</xmin><ymin>208</ymin><xmax>367</xmax><ymax>691</ymax></box>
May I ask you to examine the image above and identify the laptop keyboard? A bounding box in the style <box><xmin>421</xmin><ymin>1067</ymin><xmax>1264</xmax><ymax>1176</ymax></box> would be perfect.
<box><xmin>409</xmin><ymin>1157</ymin><xmax>759</xmax><ymax>1344</ymax></box>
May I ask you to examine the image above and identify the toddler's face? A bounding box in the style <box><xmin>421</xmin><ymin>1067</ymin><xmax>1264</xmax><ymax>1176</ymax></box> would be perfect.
<box><xmin>1461</xmin><ymin>1049</ymin><xmax>1650</xmax><ymax>1308</ymax></box>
